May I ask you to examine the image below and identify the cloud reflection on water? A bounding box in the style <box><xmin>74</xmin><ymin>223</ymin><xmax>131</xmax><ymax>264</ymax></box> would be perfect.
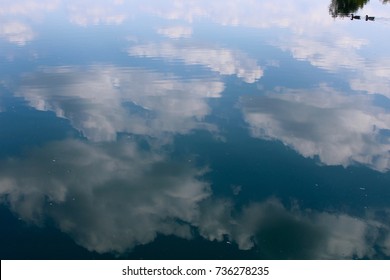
<box><xmin>0</xmin><ymin>139</ymin><xmax>211</xmax><ymax>253</ymax></box>
<box><xmin>67</xmin><ymin>0</ymin><xmax>127</xmax><ymax>26</ymax></box>
<box><xmin>128</xmin><ymin>43</ymin><xmax>263</xmax><ymax>83</ymax></box>
<box><xmin>16</xmin><ymin>65</ymin><xmax>223</xmax><ymax>141</ymax></box>
<box><xmin>156</xmin><ymin>26</ymin><xmax>193</xmax><ymax>39</ymax></box>
<box><xmin>2</xmin><ymin>0</ymin><xmax>389</xmax><ymax>99</ymax></box>
<box><xmin>0</xmin><ymin>21</ymin><xmax>35</xmax><ymax>45</ymax></box>
<box><xmin>240</xmin><ymin>85</ymin><xmax>390</xmax><ymax>171</ymax></box>
<box><xmin>1</xmin><ymin>142</ymin><xmax>389</xmax><ymax>258</ymax></box>
<box><xmin>1</xmin><ymin>0</ymin><xmax>390</xmax><ymax>260</ymax></box>
<box><xmin>198</xmin><ymin>197</ymin><xmax>390</xmax><ymax>259</ymax></box>
<box><xmin>0</xmin><ymin>0</ymin><xmax>59</xmax><ymax>45</ymax></box>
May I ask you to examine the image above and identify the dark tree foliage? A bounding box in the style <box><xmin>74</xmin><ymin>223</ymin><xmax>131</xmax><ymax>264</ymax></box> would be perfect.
<box><xmin>329</xmin><ymin>0</ymin><xmax>370</xmax><ymax>17</ymax></box>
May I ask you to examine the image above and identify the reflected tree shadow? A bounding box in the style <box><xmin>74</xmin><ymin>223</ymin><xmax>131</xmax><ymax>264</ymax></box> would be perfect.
<box><xmin>329</xmin><ymin>0</ymin><xmax>369</xmax><ymax>18</ymax></box>
<box><xmin>329</xmin><ymin>0</ymin><xmax>389</xmax><ymax>18</ymax></box>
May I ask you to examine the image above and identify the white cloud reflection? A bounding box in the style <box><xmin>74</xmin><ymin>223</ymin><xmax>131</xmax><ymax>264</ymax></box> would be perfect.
<box><xmin>0</xmin><ymin>0</ymin><xmax>126</xmax><ymax>26</ymax></box>
<box><xmin>0</xmin><ymin>0</ymin><xmax>59</xmax><ymax>44</ymax></box>
<box><xmin>197</xmin><ymin>197</ymin><xmax>390</xmax><ymax>259</ymax></box>
<box><xmin>67</xmin><ymin>0</ymin><xmax>127</xmax><ymax>26</ymax></box>
<box><xmin>2</xmin><ymin>146</ymin><xmax>389</xmax><ymax>259</ymax></box>
<box><xmin>240</xmin><ymin>85</ymin><xmax>390</xmax><ymax>171</ymax></box>
<box><xmin>0</xmin><ymin>139</ymin><xmax>211</xmax><ymax>253</ymax></box>
<box><xmin>0</xmin><ymin>0</ymin><xmax>59</xmax><ymax>16</ymax></box>
<box><xmin>275</xmin><ymin>32</ymin><xmax>390</xmax><ymax>99</ymax></box>
<box><xmin>0</xmin><ymin>0</ymin><xmax>127</xmax><ymax>45</ymax></box>
<box><xmin>349</xmin><ymin>58</ymin><xmax>390</xmax><ymax>98</ymax></box>
<box><xmin>1</xmin><ymin>0</ymin><xmax>389</xmax><ymax>100</ymax></box>
<box><xmin>156</xmin><ymin>26</ymin><xmax>193</xmax><ymax>39</ymax></box>
<box><xmin>276</xmin><ymin>36</ymin><xmax>368</xmax><ymax>73</ymax></box>
<box><xmin>129</xmin><ymin>43</ymin><xmax>263</xmax><ymax>83</ymax></box>
<box><xmin>142</xmin><ymin>0</ymin><xmax>329</xmax><ymax>30</ymax></box>
<box><xmin>0</xmin><ymin>21</ymin><xmax>35</xmax><ymax>45</ymax></box>
<box><xmin>16</xmin><ymin>65</ymin><xmax>223</xmax><ymax>141</ymax></box>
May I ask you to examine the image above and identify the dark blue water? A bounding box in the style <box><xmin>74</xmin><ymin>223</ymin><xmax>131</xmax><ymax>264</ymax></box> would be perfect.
<box><xmin>1</xmin><ymin>0</ymin><xmax>390</xmax><ymax>260</ymax></box>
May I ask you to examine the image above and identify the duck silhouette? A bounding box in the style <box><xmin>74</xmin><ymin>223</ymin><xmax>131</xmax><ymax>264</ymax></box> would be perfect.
<box><xmin>365</xmin><ymin>15</ymin><xmax>375</xmax><ymax>21</ymax></box>
<box><xmin>351</xmin><ymin>14</ymin><xmax>361</xmax><ymax>20</ymax></box>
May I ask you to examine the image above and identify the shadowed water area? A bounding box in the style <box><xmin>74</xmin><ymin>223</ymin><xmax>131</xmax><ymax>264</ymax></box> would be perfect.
<box><xmin>1</xmin><ymin>0</ymin><xmax>390</xmax><ymax>260</ymax></box>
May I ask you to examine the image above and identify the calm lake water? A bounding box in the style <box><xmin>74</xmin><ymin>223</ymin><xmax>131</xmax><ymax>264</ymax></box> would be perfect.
<box><xmin>1</xmin><ymin>0</ymin><xmax>390</xmax><ymax>260</ymax></box>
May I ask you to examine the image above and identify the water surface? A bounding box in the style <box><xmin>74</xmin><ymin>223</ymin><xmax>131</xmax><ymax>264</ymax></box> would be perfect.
<box><xmin>1</xmin><ymin>0</ymin><xmax>390</xmax><ymax>259</ymax></box>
